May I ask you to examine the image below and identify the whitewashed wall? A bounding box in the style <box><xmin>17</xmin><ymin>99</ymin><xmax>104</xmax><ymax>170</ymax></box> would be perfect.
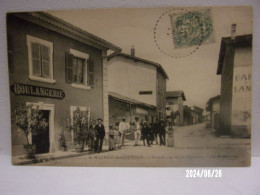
<box><xmin>107</xmin><ymin>56</ymin><xmax>157</xmax><ymax>106</ymax></box>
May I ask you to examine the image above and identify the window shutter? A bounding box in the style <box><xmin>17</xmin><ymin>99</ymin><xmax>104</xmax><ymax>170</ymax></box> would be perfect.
<box><xmin>87</xmin><ymin>59</ymin><xmax>94</xmax><ymax>86</ymax></box>
<box><xmin>65</xmin><ymin>52</ymin><xmax>74</xmax><ymax>83</ymax></box>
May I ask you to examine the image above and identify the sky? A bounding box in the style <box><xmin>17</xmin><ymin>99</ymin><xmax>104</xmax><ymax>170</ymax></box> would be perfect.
<box><xmin>48</xmin><ymin>7</ymin><xmax>252</xmax><ymax>111</ymax></box>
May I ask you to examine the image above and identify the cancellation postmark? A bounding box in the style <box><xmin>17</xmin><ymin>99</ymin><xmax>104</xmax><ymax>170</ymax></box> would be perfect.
<box><xmin>154</xmin><ymin>8</ymin><xmax>214</xmax><ymax>58</ymax></box>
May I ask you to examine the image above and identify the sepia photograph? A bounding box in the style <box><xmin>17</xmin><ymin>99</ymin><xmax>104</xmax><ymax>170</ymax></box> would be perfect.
<box><xmin>7</xmin><ymin>7</ymin><xmax>252</xmax><ymax>167</ymax></box>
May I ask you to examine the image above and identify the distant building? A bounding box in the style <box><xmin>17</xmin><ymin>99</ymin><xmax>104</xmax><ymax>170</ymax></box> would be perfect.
<box><xmin>193</xmin><ymin>106</ymin><xmax>204</xmax><ymax>123</ymax></box>
<box><xmin>206</xmin><ymin>95</ymin><xmax>220</xmax><ymax>130</ymax></box>
<box><xmin>7</xmin><ymin>12</ymin><xmax>121</xmax><ymax>156</ymax></box>
<box><xmin>108</xmin><ymin>92</ymin><xmax>157</xmax><ymax>125</ymax></box>
<box><xmin>166</xmin><ymin>90</ymin><xmax>186</xmax><ymax>125</ymax></box>
<box><xmin>217</xmin><ymin>34</ymin><xmax>252</xmax><ymax>137</ymax></box>
<box><xmin>183</xmin><ymin>106</ymin><xmax>204</xmax><ymax>125</ymax></box>
<box><xmin>107</xmin><ymin>47</ymin><xmax>168</xmax><ymax>124</ymax></box>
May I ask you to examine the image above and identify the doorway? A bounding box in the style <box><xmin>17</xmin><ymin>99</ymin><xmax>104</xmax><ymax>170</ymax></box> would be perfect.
<box><xmin>32</xmin><ymin>110</ymin><xmax>50</xmax><ymax>154</ymax></box>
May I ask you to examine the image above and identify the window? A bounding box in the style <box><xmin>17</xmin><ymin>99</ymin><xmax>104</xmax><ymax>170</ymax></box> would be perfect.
<box><xmin>65</xmin><ymin>49</ymin><xmax>94</xmax><ymax>89</ymax></box>
<box><xmin>139</xmin><ymin>91</ymin><xmax>153</xmax><ymax>95</ymax></box>
<box><xmin>27</xmin><ymin>35</ymin><xmax>55</xmax><ymax>83</ymax></box>
<box><xmin>73</xmin><ymin>57</ymin><xmax>84</xmax><ymax>84</ymax></box>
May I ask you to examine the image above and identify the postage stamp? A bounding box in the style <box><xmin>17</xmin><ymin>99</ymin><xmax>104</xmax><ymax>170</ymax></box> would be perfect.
<box><xmin>169</xmin><ymin>9</ymin><xmax>214</xmax><ymax>48</ymax></box>
<box><xmin>154</xmin><ymin>8</ymin><xmax>214</xmax><ymax>58</ymax></box>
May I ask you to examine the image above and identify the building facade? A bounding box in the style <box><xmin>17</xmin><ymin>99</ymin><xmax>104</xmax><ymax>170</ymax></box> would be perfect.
<box><xmin>107</xmin><ymin>48</ymin><xmax>168</xmax><ymax>123</ymax></box>
<box><xmin>206</xmin><ymin>95</ymin><xmax>220</xmax><ymax>130</ymax></box>
<box><xmin>108</xmin><ymin>92</ymin><xmax>157</xmax><ymax>125</ymax></box>
<box><xmin>7</xmin><ymin>12</ymin><xmax>121</xmax><ymax>156</ymax></box>
<box><xmin>166</xmin><ymin>91</ymin><xmax>186</xmax><ymax>126</ymax></box>
<box><xmin>183</xmin><ymin>106</ymin><xmax>204</xmax><ymax>125</ymax></box>
<box><xmin>217</xmin><ymin>34</ymin><xmax>252</xmax><ymax>137</ymax></box>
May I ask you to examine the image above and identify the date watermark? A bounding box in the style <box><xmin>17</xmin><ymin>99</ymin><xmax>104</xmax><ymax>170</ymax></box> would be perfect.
<box><xmin>186</xmin><ymin>169</ymin><xmax>222</xmax><ymax>178</ymax></box>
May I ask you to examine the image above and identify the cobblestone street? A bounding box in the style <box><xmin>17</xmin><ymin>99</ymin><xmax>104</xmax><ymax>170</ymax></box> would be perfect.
<box><xmin>35</xmin><ymin>123</ymin><xmax>250</xmax><ymax>167</ymax></box>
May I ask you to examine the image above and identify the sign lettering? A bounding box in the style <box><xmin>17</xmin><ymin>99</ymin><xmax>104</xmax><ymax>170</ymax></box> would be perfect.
<box><xmin>11</xmin><ymin>83</ymin><xmax>65</xmax><ymax>99</ymax></box>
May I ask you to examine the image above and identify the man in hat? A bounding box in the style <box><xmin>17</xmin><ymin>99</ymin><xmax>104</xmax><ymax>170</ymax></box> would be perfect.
<box><xmin>141</xmin><ymin>121</ymin><xmax>151</xmax><ymax>146</ymax></box>
<box><xmin>134</xmin><ymin>117</ymin><xmax>141</xmax><ymax>146</ymax></box>
<box><xmin>95</xmin><ymin>118</ymin><xmax>106</xmax><ymax>153</ymax></box>
<box><xmin>158</xmin><ymin>119</ymin><xmax>166</xmax><ymax>146</ymax></box>
<box><xmin>119</xmin><ymin>117</ymin><xmax>128</xmax><ymax>146</ymax></box>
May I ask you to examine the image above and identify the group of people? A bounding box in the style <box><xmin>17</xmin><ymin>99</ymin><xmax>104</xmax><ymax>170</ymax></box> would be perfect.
<box><xmin>86</xmin><ymin>116</ymin><xmax>168</xmax><ymax>153</ymax></box>
<box><xmin>133</xmin><ymin>117</ymin><xmax>167</xmax><ymax>147</ymax></box>
<box><xmin>108</xmin><ymin>117</ymin><xmax>167</xmax><ymax>150</ymax></box>
<box><xmin>86</xmin><ymin>118</ymin><xmax>106</xmax><ymax>153</ymax></box>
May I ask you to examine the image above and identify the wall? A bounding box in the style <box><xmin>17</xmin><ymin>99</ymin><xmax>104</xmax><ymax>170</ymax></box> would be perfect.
<box><xmin>219</xmin><ymin>45</ymin><xmax>234</xmax><ymax>135</ymax></box>
<box><xmin>107</xmin><ymin>56</ymin><xmax>157</xmax><ymax>106</ymax></box>
<box><xmin>231</xmin><ymin>46</ymin><xmax>252</xmax><ymax>137</ymax></box>
<box><xmin>211</xmin><ymin>99</ymin><xmax>220</xmax><ymax>129</ymax></box>
<box><xmin>156</xmin><ymin>70</ymin><xmax>167</xmax><ymax>119</ymax></box>
<box><xmin>166</xmin><ymin>96</ymin><xmax>184</xmax><ymax>125</ymax></box>
<box><xmin>8</xmin><ymin>15</ymin><xmax>104</xmax><ymax>155</ymax></box>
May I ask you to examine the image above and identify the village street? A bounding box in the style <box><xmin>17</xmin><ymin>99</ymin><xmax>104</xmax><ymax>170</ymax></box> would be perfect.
<box><xmin>35</xmin><ymin>122</ymin><xmax>250</xmax><ymax>167</ymax></box>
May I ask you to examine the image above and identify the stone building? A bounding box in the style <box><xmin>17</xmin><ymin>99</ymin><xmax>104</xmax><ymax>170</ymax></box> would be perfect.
<box><xmin>217</xmin><ymin>34</ymin><xmax>252</xmax><ymax>137</ymax></box>
<box><xmin>183</xmin><ymin>106</ymin><xmax>204</xmax><ymax>125</ymax></box>
<box><xmin>107</xmin><ymin>47</ymin><xmax>168</xmax><ymax>124</ymax></box>
<box><xmin>166</xmin><ymin>90</ymin><xmax>186</xmax><ymax>126</ymax></box>
<box><xmin>206</xmin><ymin>95</ymin><xmax>220</xmax><ymax>130</ymax></box>
<box><xmin>7</xmin><ymin>12</ymin><xmax>121</xmax><ymax>156</ymax></box>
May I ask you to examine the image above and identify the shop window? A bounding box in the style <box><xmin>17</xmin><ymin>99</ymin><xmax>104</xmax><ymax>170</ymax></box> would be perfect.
<box><xmin>65</xmin><ymin>49</ymin><xmax>94</xmax><ymax>89</ymax></box>
<box><xmin>26</xmin><ymin>35</ymin><xmax>55</xmax><ymax>83</ymax></box>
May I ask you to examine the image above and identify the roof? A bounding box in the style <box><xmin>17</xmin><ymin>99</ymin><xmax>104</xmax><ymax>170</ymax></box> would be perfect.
<box><xmin>107</xmin><ymin>52</ymin><xmax>169</xmax><ymax>79</ymax></box>
<box><xmin>217</xmin><ymin>34</ymin><xmax>252</xmax><ymax>75</ymax></box>
<box><xmin>193</xmin><ymin>106</ymin><xmax>204</xmax><ymax>112</ymax></box>
<box><xmin>109</xmin><ymin>91</ymin><xmax>156</xmax><ymax>109</ymax></box>
<box><xmin>166</xmin><ymin>90</ymin><xmax>186</xmax><ymax>101</ymax></box>
<box><xmin>10</xmin><ymin>12</ymin><xmax>121</xmax><ymax>52</ymax></box>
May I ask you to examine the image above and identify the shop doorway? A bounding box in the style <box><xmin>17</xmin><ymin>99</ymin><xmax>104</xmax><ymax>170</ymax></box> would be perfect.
<box><xmin>32</xmin><ymin>110</ymin><xmax>50</xmax><ymax>154</ymax></box>
<box><xmin>27</xmin><ymin>102</ymin><xmax>55</xmax><ymax>154</ymax></box>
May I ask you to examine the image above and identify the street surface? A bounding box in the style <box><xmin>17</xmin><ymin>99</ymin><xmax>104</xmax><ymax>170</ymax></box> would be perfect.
<box><xmin>36</xmin><ymin>123</ymin><xmax>250</xmax><ymax>167</ymax></box>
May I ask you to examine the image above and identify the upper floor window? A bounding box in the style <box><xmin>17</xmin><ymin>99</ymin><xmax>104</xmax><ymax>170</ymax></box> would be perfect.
<box><xmin>65</xmin><ymin>49</ymin><xmax>94</xmax><ymax>90</ymax></box>
<box><xmin>139</xmin><ymin>91</ymin><xmax>153</xmax><ymax>95</ymax></box>
<box><xmin>26</xmin><ymin>35</ymin><xmax>55</xmax><ymax>83</ymax></box>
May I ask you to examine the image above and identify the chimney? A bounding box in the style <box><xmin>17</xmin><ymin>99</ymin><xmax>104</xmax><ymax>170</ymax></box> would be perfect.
<box><xmin>131</xmin><ymin>45</ymin><xmax>135</xmax><ymax>57</ymax></box>
<box><xmin>231</xmin><ymin>24</ymin><xmax>237</xmax><ymax>40</ymax></box>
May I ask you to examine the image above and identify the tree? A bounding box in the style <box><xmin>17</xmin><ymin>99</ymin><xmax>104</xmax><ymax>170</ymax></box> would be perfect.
<box><xmin>64</xmin><ymin>107</ymin><xmax>89</xmax><ymax>143</ymax></box>
<box><xmin>14</xmin><ymin>104</ymin><xmax>48</xmax><ymax>145</ymax></box>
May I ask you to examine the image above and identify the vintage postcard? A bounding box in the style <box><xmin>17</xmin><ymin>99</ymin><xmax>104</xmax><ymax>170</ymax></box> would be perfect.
<box><xmin>7</xmin><ymin>7</ymin><xmax>252</xmax><ymax>167</ymax></box>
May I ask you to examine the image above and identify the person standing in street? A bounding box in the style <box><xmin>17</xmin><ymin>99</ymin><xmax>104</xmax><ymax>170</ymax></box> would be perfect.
<box><xmin>108</xmin><ymin>124</ymin><xmax>115</xmax><ymax>151</ymax></box>
<box><xmin>141</xmin><ymin>121</ymin><xmax>151</xmax><ymax>147</ymax></box>
<box><xmin>114</xmin><ymin>122</ymin><xmax>121</xmax><ymax>150</ymax></box>
<box><xmin>158</xmin><ymin>119</ymin><xmax>166</xmax><ymax>146</ymax></box>
<box><xmin>152</xmin><ymin>118</ymin><xmax>159</xmax><ymax>145</ymax></box>
<box><xmin>134</xmin><ymin>117</ymin><xmax>141</xmax><ymax>146</ymax></box>
<box><xmin>119</xmin><ymin>117</ymin><xmax>128</xmax><ymax>146</ymax></box>
<box><xmin>95</xmin><ymin>118</ymin><xmax>105</xmax><ymax>153</ymax></box>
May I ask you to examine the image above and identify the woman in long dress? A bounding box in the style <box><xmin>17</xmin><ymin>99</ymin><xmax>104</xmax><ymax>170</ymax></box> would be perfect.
<box><xmin>108</xmin><ymin>124</ymin><xmax>115</xmax><ymax>151</ymax></box>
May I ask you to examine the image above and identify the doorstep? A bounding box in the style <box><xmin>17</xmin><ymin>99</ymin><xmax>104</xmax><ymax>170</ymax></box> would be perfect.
<box><xmin>13</xmin><ymin>145</ymin><xmax>109</xmax><ymax>165</ymax></box>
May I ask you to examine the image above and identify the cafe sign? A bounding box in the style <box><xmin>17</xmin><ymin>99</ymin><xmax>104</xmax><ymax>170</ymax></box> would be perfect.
<box><xmin>11</xmin><ymin>83</ymin><xmax>65</xmax><ymax>99</ymax></box>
